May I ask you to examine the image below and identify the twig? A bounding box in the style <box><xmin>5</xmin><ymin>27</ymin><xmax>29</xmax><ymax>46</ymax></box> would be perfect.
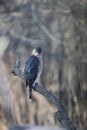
<box><xmin>11</xmin><ymin>59</ymin><xmax>77</xmax><ymax>130</ymax></box>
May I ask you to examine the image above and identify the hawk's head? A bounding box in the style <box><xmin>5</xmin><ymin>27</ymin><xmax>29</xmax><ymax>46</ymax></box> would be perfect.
<box><xmin>32</xmin><ymin>47</ymin><xmax>42</xmax><ymax>56</ymax></box>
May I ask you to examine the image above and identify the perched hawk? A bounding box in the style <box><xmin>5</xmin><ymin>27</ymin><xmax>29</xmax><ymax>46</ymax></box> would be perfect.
<box><xmin>24</xmin><ymin>47</ymin><xmax>43</xmax><ymax>100</ymax></box>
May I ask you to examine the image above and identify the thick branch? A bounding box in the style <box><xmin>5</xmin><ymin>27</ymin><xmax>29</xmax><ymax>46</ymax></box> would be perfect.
<box><xmin>11</xmin><ymin>60</ymin><xmax>76</xmax><ymax>130</ymax></box>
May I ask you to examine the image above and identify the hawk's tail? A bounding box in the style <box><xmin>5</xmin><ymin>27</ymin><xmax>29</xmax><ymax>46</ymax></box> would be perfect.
<box><xmin>29</xmin><ymin>87</ymin><xmax>32</xmax><ymax>100</ymax></box>
<box><xmin>28</xmin><ymin>79</ymin><xmax>35</xmax><ymax>100</ymax></box>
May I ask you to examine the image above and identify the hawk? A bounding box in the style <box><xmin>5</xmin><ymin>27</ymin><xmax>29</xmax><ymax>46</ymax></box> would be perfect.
<box><xmin>24</xmin><ymin>47</ymin><xmax>43</xmax><ymax>100</ymax></box>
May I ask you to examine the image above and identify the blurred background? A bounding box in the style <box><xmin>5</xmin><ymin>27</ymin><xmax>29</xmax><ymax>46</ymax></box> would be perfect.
<box><xmin>0</xmin><ymin>0</ymin><xmax>87</xmax><ymax>130</ymax></box>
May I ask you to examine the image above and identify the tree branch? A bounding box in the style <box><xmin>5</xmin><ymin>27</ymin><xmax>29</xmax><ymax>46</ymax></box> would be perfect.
<box><xmin>31</xmin><ymin>4</ymin><xmax>60</xmax><ymax>44</ymax></box>
<box><xmin>9</xmin><ymin>30</ymin><xmax>43</xmax><ymax>45</ymax></box>
<box><xmin>11</xmin><ymin>58</ymin><xmax>77</xmax><ymax>130</ymax></box>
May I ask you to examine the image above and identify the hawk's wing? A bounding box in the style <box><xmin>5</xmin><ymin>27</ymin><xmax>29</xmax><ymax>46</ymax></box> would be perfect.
<box><xmin>24</xmin><ymin>55</ymin><xmax>39</xmax><ymax>79</ymax></box>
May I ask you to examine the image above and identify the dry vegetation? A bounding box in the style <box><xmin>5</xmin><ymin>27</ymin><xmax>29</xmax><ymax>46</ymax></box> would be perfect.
<box><xmin>0</xmin><ymin>0</ymin><xmax>87</xmax><ymax>130</ymax></box>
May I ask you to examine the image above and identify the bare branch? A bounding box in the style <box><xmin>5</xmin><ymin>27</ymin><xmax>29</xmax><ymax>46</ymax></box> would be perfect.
<box><xmin>31</xmin><ymin>4</ymin><xmax>60</xmax><ymax>44</ymax></box>
<box><xmin>9</xmin><ymin>30</ymin><xmax>43</xmax><ymax>45</ymax></box>
<box><xmin>11</xmin><ymin>59</ymin><xmax>77</xmax><ymax>130</ymax></box>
